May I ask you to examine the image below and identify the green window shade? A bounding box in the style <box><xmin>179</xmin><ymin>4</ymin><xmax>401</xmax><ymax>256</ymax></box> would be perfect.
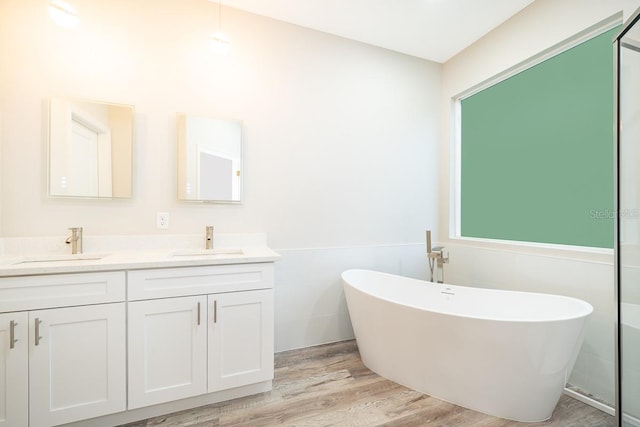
<box><xmin>460</xmin><ymin>26</ymin><xmax>618</xmax><ymax>249</ymax></box>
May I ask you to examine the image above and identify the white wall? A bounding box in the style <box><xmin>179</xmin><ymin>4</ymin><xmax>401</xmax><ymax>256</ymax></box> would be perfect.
<box><xmin>0</xmin><ymin>110</ymin><xmax>2</xmax><ymax>246</ymax></box>
<box><xmin>440</xmin><ymin>0</ymin><xmax>640</xmax><ymax>406</ymax></box>
<box><xmin>0</xmin><ymin>0</ymin><xmax>441</xmax><ymax>349</ymax></box>
<box><xmin>0</xmin><ymin>0</ymin><xmax>441</xmax><ymax>246</ymax></box>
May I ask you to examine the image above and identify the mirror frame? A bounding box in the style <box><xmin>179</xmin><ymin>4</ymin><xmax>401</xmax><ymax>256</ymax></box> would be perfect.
<box><xmin>46</xmin><ymin>96</ymin><xmax>135</xmax><ymax>200</ymax></box>
<box><xmin>176</xmin><ymin>113</ymin><xmax>244</xmax><ymax>204</ymax></box>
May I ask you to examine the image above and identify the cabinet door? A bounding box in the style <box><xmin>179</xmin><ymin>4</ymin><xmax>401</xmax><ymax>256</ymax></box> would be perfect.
<box><xmin>128</xmin><ymin>296</ymin><xmax>207</xmax><ymax>409</ymax></box>
<box><xmin>0</xmin><ymin>312</ymin><xmax>28</xmax><ymax>427</ymax></box>
<box><xmin>208</xmin><ymin>289</ymin><xmax>274</xmax><ymax>392</ymax></box>
<box><xmin>29</xmin><ymin>303</ymin><xmax>126</xmax><ymax>427</ymax></box>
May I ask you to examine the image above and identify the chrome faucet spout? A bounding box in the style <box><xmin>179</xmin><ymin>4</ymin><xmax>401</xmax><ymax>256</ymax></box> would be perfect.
<box><xmin>65</xmin><ymin>227</ymin><xmax>83</xmax><ymax>254</ymax></box>
<box><xmin>205</xmin><ymin>226</ymin><xmax>214</xmax><ymax>250</ymax></box>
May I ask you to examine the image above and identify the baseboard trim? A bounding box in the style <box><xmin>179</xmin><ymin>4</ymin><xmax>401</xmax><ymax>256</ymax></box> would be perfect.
<box><xmin>563</xmin><ymin>387</ymin><xmax>615</xmax><ymax>416</ymax></box>
<box><xmin>622</xmin><ymin>413</ymin><xmax>640</xmax><ymax>427</ymax></box>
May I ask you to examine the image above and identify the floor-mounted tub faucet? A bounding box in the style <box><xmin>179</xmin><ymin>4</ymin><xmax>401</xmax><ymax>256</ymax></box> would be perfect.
<box><xmin>205</xmin><ymin>225</ymin><xmax>214</xmax><ymax>249</ymax></box>
<box><xmin>426</xmin><ymin>230</ymin><xmax>449</xmax><ymax>283</ymax></box>
<box><xmin>65</xmin><ymin>227</ymin><xmax>83</xmax><ymax>254</ymax></box>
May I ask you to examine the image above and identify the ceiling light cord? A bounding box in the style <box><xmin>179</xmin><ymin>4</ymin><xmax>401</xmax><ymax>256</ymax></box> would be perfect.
<box><xmin>48</xmin><ymin>0</ymin><xmax>79</xmax><ymax>28</ymax></box>
<box><xmin>210</xmin><ymin>0</ymin><xmax>231</xmax><ymax>55</ymax></box>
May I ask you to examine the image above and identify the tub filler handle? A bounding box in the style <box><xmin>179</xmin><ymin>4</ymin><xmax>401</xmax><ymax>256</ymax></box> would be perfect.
<box><xmin>426</xmin><ymin>230</ymin><xmax>449</xmax><ymax>283</ymax></box>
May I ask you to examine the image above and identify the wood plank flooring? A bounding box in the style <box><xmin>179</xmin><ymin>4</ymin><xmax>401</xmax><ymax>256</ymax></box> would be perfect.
<box><xmin>122</xmin><ymin>340</ymin><xmax>614</xmax><ymax>426</ymax></box>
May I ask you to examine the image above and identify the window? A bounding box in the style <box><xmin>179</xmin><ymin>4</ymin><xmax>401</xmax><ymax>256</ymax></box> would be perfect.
<box><xmin>455</xmin><ymin>23</ymin><xmax>619</xmax><ymax>249</ymax></box>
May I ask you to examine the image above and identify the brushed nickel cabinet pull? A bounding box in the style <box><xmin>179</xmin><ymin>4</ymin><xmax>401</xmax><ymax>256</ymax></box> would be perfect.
<box><xmin>35</xmin><ymin>318</ymin><xmax>42</xmax><ymax>346</ymax></box>
<box><xmin>9</xmin><ymin>320</ymin><xmax>17</xmax><ymax>349</ymax></box>
<box><xmin>197</xmin><ymin>302</ymin><xmax>201</xmax><ymax>325</ymax></box>
<box><xmin>213</xmin><ymin>300</ymin><xmax>217</xmax><ymax>323</ymax></box>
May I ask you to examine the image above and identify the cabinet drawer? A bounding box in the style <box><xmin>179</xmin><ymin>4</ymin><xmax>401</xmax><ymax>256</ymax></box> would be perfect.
<box><xmin>0</xmin><ymin>272</ymin><xmax>126</xmax><ymax>312</ymax></box>
<box><xmin>128</xmin><ymin>263</ymin><xmax>274</xmax><ymax>301</ymax></box>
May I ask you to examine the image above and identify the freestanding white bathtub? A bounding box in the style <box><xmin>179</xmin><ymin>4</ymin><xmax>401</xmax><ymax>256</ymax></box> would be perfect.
<box><xmin>342</xmin><ymin>269</ymin><xmax>593</xmax><ymax>422</ymax></box>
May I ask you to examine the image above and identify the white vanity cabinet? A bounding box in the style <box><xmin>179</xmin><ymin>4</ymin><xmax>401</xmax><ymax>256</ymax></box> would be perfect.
<box><xmin>208</xmin><ymin>289</ymin><xmax>274</xmax><ymax>392</ymax></box>
<box><xmin>29</xmin><ymin>303</ymin><xmax>126</xmax><ymax>427</ymax></box>
<box><xmin>127</xmin><ymin>263</ymin><xmax>274</xmax><ymax>409</ymax></box>
<box><xmin>0</xmin><ymin>249</ymin><xmax>278</xmax><ymax>426</ymax></box>
<box><xmin>0</xmin><ymin>312</ymin><xmax>28</xmax><ymax>427</ymax></box>
<box><xmin>127</xmin><ymin>295</ymin><xmax>208</xmax><ymax>409</ymax></box>
<box><xmin>0</xmin><ymin>272</ymin><xmax>127</xmax><ymax>427</ymax></box>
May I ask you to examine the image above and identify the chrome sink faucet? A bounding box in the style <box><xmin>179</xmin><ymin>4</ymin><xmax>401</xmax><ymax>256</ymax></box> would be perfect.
<box><xmin>205</xmin><ymin>226</ymin><xmax>214</xmax><ymax>250</ymax></box>
<box><xmin>65</xmin><ymin>227</ymin><xmax>83</xmax><ymax>254</ymax></box>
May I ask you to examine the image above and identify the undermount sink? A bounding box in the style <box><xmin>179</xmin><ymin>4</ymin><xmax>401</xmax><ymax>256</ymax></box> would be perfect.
<box><xmin>171</xmin><ymin>248</ymin><xmax>244</xmax><ymax>257</ymax></box>
<box><xmin>12</xmin><ymin>253</ymin><xmax>109</xmax><ymax>265</ymax></box>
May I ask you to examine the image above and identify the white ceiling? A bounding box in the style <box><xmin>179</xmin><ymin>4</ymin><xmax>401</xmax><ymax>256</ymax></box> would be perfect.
<box><xmin>218</xmin><ymin>0</ymin><xmax>535</xmax><ymax>63</ymax></box>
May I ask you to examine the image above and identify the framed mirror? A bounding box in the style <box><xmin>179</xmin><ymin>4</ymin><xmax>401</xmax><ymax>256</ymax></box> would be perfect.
<box><xmin>48</xmin><ymin>97</ymin><xmax>134</xmax><ymax>198</ymax></box>
<box><xmin>177</xmin><ymin>113</ymin><xmax>243</xmax><ymax>203</ymax></box>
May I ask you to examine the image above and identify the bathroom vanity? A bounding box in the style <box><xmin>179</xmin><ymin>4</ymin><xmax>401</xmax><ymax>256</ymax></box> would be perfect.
<box><xmin>0</xmin><ymin>245</ymin><xmax>279</xmax><ymax>427</ymax></box>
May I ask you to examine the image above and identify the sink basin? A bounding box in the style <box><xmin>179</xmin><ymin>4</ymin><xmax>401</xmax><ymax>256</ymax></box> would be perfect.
<box><xmin>171</xmin><ymin>249</ymin><xmax>244</xmax><ymax>257</ymax></box>
<box><xmin>12</xmin><ymin>253</ymin><xmax>109</xmax><ymax>265</ymax></box>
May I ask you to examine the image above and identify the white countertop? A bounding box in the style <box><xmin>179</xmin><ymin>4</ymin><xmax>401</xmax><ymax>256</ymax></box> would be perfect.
<box><xmin>0</xmin><ymin>247</ymin><xmax>281</xmax><ymax>277</ymax></box>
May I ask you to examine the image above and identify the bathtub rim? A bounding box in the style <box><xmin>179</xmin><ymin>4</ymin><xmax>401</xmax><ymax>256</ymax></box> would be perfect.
<box><xmin>342</xmin><ymin>268</ymin><xmax>594</xmax><ymax>324</ymax></box>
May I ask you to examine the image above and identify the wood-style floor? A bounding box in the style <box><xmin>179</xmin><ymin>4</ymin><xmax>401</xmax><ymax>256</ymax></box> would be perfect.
<box><xmin>123</xmin><ymin>340</ymin><xmax>614</xmax><ymax>426</ymax></box>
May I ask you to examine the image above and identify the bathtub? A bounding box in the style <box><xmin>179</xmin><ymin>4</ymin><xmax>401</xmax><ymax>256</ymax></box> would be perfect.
<box><xmin>342</xmin><ymin>269</ymin><xmax>593</xmax><ymax>422</ymax></box>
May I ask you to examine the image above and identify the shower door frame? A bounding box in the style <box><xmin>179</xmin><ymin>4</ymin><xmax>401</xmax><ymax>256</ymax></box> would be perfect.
<box><xmin>615</xmin><ymin>6</ymin><xmax>640</xmax><ymax>427</ymax></box>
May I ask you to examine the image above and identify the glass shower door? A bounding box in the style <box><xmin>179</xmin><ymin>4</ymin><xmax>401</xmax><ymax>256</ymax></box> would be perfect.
<box><xmin>616</xmin><ymin>9</ymin><xmax>640</xmax><ymax>427</ymax></box>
